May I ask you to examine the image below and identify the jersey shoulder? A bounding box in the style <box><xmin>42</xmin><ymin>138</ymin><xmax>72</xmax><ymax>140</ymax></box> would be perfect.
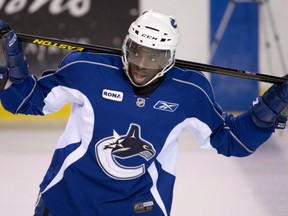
<box><xmin>171</xmin><ymin>67</ymin><xmax>215</xmax><ymax>99</ymax></box>
<box><xmin>58</xmin><ymin>52</ymin><xmax>123</xmax><ymax>69</ymax></box>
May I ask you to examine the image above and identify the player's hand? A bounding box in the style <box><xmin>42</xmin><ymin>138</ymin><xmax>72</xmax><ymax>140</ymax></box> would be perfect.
<box><xmin>249</xmin><ymin>75</ymin><xmax>288</xmax><ymax>129</ymax></box>
<box><xmin>0</xmin><ymin>20</ymin><xmax>29</xmax><ymax>84</ymax></box>
<box><xmin>0</xmin><ymin>20</ymin><xmax>12</xmax><ymax>38</ymax></box>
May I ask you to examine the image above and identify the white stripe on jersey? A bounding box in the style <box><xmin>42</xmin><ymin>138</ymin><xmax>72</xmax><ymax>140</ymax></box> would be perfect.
<box><xmin>148</xmin><ymin>162</ymin><xmax>168</xmax><ymax>216</ymax></box>
<box><xmin>41</xmin><ymin>86</ymin><xmax>95</xmax><ymax>193</ymax></box>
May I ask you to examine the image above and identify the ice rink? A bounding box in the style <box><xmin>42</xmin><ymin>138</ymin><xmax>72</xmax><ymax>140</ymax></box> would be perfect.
<box><xmin>0</xmin><ymin>122</ymin><xmax>288</xmax><ymax>216</ymax></box>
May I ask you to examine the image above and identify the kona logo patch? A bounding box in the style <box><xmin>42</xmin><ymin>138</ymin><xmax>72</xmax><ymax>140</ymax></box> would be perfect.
<box><xmin>153</xmin><ymin>101</ymin><xmax>179</xmax><ymax>112</ymax></box>
<box><xmin>102</xmin><ymin>89</ymin><xmax>123</xmax><ymax>102</ymax></box>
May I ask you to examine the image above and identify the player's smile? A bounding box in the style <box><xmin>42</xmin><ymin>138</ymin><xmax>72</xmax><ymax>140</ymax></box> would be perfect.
<box><xmin>133</xmin><ymin>71</ymin><xmax>147</xmax><ymax>84</ymax></box>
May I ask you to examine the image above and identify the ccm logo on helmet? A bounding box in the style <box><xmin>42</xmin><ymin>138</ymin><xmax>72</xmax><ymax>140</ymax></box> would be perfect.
<box><xmin>141</xmin><ymin>34</ymin><xmax>158</xmax><ymax>40</ymax></box>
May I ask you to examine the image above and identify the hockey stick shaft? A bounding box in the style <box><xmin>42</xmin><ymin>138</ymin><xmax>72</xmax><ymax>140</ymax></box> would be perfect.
<box><xmin>16</xmin><ymin>33</ymin><xmax>287</xmax><ymax>85</ymax></box>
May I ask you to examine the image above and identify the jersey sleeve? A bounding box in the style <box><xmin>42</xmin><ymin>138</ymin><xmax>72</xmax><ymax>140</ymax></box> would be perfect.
<box><xmin>176</xmin><ymin>68</ymin><xmax>274</xmax><ymax>157</ymax></box>
<box><xmin>210</xmin><ymin>103</ymin><xmax>274</xmax><ymax>157</ymax></box>
<box><xmin>206</xmin><ymin>85</ymin><xmax>274</xmax><ymax>157</ymax></box>
<box><xmin>0</xmin><ymin>52</ymin><xmax>89</xmax><ymax>115</ymax></box>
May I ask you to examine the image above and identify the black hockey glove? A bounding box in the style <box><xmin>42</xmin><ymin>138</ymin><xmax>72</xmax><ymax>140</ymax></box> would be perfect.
<box><xmin>0</xmin><ymin>20</ymin><xmax>29</xmax><ymax>84</ymax></box>
<box><xmin>249</xmin><ymin>75</ymin><xmax>288</xmax><ymax>129</ymax></box>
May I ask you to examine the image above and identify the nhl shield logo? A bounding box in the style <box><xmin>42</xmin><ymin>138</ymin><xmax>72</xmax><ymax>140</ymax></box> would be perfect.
<box><xmin>136</xmin><ymin>98</ymin><xmax>145</xmax><ymax>107</ymax></box>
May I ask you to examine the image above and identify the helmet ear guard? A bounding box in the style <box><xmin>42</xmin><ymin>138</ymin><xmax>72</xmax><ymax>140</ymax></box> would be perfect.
<box><xmin>122</xmin><ymin>10</ymin><xmax>180</xmax><ymax>87</ymax></box>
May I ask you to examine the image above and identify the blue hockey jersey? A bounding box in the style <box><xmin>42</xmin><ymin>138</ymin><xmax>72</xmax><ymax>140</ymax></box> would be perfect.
<box><xmin>0</xmin><ymin>52</ymin><xmax>273</xmax><ymax>215</ymax></box>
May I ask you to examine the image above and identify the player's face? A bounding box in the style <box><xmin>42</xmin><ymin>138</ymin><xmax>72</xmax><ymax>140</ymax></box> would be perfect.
<box><xmin>128</xmin><ymin>63</ymin><xmax>161</xmax><ymax>85</ymax></box>
<box><xmin>126</xmin><ymin>42</ymin><xmax>170</xmax><ymax>85</ymax></box>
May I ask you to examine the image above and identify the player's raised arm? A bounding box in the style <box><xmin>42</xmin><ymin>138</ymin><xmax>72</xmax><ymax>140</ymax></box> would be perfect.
<box><xmin>0</xmin><ymin>20</ymin><xmax>29</xmax><ymax>88</ymax></box>
<box><xmin>249</xmin><ymin>76</ymin><xmax>288</xmax><ymax>129</ymax></box>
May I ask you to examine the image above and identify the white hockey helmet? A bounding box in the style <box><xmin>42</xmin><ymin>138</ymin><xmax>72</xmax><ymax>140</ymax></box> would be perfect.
<box><xmin>122</xmin><ymin>10</ymin><xmax>180</xmax><ymax>86</ymax></box>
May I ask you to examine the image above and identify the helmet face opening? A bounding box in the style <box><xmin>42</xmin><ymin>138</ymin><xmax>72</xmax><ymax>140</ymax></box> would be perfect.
<box><xmin>125</xmin><ymin>38</ymin><xmax>172</xmax><ymax>70</ymax></box>
<box><xmin>122</xmin><ymin>10</ymin><xmax>180</xmax><ymax>87</ymax></box>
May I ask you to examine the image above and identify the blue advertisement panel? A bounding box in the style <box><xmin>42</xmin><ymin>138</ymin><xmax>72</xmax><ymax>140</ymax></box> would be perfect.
<box><xmin>210</xmin><ymin>0</ymin><xmax>259</xmax><ymax>111</ymax></box>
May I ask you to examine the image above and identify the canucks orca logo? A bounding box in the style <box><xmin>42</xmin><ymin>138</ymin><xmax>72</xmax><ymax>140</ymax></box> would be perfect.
<box><xmin>170</xmin><ymin>18</ymin><xmax>177</xmax><ymax>28</ymax></box>
<box><xmin>95</xmin><ymin>124</ymin><xmax>156</xmax><ymax>180</ymax></box>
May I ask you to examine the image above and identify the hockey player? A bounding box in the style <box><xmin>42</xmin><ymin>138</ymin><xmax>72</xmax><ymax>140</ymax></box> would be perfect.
<box><xmin>0</xmin><ymin>10</ymin><xmax>288</xmax><ymax>216</ymax></box>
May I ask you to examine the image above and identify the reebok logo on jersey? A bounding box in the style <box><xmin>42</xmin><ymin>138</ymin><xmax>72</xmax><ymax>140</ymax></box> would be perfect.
<box><xmin>102</xmin><ymin>89</ymin><xmax>123</xmax><ymax>102</ymax></box>
<box><xmin>153</xmin><ymin>101</ymin><xmax>179</xmax><ymax>112</ymax></box>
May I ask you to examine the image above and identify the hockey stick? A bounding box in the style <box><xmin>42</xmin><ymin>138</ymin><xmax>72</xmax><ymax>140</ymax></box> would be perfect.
<box><xmin>16</xmin><ymin>33</ymin><xmax>287</xmax><ymax>85</ymax></box>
